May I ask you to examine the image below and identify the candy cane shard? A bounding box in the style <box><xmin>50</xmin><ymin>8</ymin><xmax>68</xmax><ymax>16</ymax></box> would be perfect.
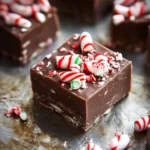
<box><xmin>0</xmin><ymin>4</ymin><xmax>9</xmax><ymax>17</ymax></box>
<box><xmin>18</xmin><ymin>0</ymin><xmax>34</xmax><ymax>5</ymax></box>
<box><xmin>38</xmin><ymin>0</ymin><xmax>51</xmax><ymax>13</ymax></box>
<box><xmin>113</xmin><ymin>15</ymin><xmax>125</xmax><ymax>25</ymax></box>
<box><xmin>85</xmin><ymin>140</ymin><xmax>102</xmax><ymax>150</ymax></box>
<box><xmin>4</xmin><ymin>13</ymin><xmax>32</xmax><ymax>28</ymax></box>
<box><xmin>71</xmin><ymin>79</ymin><xmax>81</xmax><ymax>90</ymax></box>
<box><xmin>10</xmin><ymin>3</ymin><xmax>40</xmax><ymax>17</ymax></box>
<box><xmin>59</xmin><ymin>71</ymin><xmax>86</xmax><ymax>83</ymax></box>
<box><xmin>34</xmin><ymin>12</ymin><xmax>46</xmax><ymax>23</ymax></box>
<box><xmin>56</xmin><ymin>54</ymin><xmax>83</xmax><ymax>69</ymax></box>
<box><xmin>114</xmin><ymin>4</ymin><xmax>129</xmax><ymax>17</ymax></box>
<box><xmin>114</xmin><ymin>0</ymin><xmax>138</xmax><ymax>6</ymax></box>
<box><xmin>108</xmin><ymin>134</ymin><xmax>130</xmax><ymax>150</ymax></box>
<box><xmin>83</xmin><ymin>61</ymin><xmax>110</xmax><ymax>77</ymax></box>
<box><xmin>94</xmin><ymin>53</ymin><xmax>108</xmax><ymax>63</ymax></box>
<box><xmin>80</xmin><ymin>32</ymin><xmax>95</xmax><ymax>53</ymax></box>
<box><xmin>129</xmin><ymin>2</ymin><xmax>146</xmax><ymax>17</ymax></box>
<box><xmin>134</xmin><ymin>115</ymin><xmax>150</xmax><ymax>132</ymax></box>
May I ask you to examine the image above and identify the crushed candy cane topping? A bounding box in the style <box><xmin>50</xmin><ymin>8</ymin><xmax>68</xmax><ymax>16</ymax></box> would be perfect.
<box><xmin>52</xmin><ymin>32</ymin><xmax>124</xmax><ymax>91</ymax></box>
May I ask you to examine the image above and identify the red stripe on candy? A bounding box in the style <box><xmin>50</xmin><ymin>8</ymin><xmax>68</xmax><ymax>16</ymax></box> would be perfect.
<box><xmin>58</xmin><ymin>56</ymin><xmax>65</xmax><ymax>68</ymax></box>
<box><xmin>61</xmin><ymin>72</ymin><xmax>77</xmax><ymax>81</ymax></box>
<box><xmin>80</xmin><ymin>35</ymin><xmax>87</xmax><ymax>42</ymax></box>
<box><xmin>83</xmin><ymin>63</ymin><xmax>92</xmax><ymax>74</ymax></box>
<box><xmin>15</xmin><ymin>16</ymin><xmax>22</xmax><ymax>25</ymax></box>
<box><xmin>142</xmin><ymin>117</ymin><xmax>146</xmax><ymax>130</ymax></box>
<box><xmin>71</xmin><ymin>74</ymin><xmax>84</xmax><ymax>81</ymax></box>
<box><xmin>135</xmin><ymin>121</ymin><xmax>141</xmax><ymax>131</ymax></box>
<box><xmin>68</xmin><ymin>55</ymin><xmax>73</xmax><ymax>69</ymax></box>
<box><xmin>83</xmin><ymin>43</ymin><xmax>93</xmax><ymax>52</ymax></box>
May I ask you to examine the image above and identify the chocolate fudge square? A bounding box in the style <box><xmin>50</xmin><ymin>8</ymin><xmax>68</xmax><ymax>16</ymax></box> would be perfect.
<box><xmin>49</xmin><ymin>0</ymin><xmax>113</xmax><ymax>23</ymax></box>
<box><xmin>111</xmin><ymin>1</ymin><xmax>150</xmax><ymax>51</ymax></box>
<box><xmin>0</xmin><ymin>8</ymin><xmax>59</xmax><ymax>64</ymax></box>
<box><xmin>30</xmin><ymin>33</ymin><xmax>132</xmax><ymax>131</ymax></box>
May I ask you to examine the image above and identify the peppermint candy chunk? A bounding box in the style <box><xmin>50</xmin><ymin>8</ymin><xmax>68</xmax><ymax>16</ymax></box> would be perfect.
<box><xmin>80</xmin><ymin>32</ymin><xmax>95</xmax><ymax>54</ymax></box>
<box><xmin>114</xmin><ymin>4</ymin><xmax>129</xmax><ymax>17</ymax></box>
<box><xmin>19</xmin><ymin>0</ymin><xmax>34</xmax><ymax>5</ymax></box>
<box><xmin>134</xmin><ymin>115</ymin><xmax>150</xmax><ymax>132</ymax></box>
<box><xmin>114</xmin><ymin>0</ymin><xmax>137</xmax><ymax>6</ymax></box>
<box><xmin>71</xmin><ymin>79</ymin><xmax>81</xmax><ymax>90</ymax></box>
<box><xmin>108</xmin><ymin>134</ymin><xmax>130</xmax><ymax>150</ymax></box>
<box><xmin>10</xmin><ymin>3</ymin><xmax>40</xmax><ymax>17</ymax></box>
<box><xmin>4</xmin><ymin>13</ymin><xmax>32</xmax><ymax>28</ymax></box>
<box><xmin>20</xmin><ymin>111</ymin><xmax>27</xmax><ymax>121</ymax></box>
<box><xmin>59</xmin><ymin>71</ymin><xmax>86</xmax><ymax>83</ymax></box>
<box><xmin>85</xmin><ymin>140</ymin><xmax>102</xmax><ymax>150</ymax></box>
<box><xmin>129</xmin><ymin>2</ymin><xmax>146</xmax><ymax>17</ymax></box>
<box><xmin>113</xmin><ymin>15</ymin><xmax>125</xmax><ymax>25</ymax></box>
<box><xmin>39</xmin><ymin>0</ymin><xmax>51</xmax><ymax>13</ymax></box>
<box><xmin>94</xmin><ymin>53</ymin><xmax>108</xmax><ymax>63</ymax></box>
<box><xmin>70</xmin><ymin>64</ymin><xmax>80</xmax><ymax>72</ymax></box>
<box><xmin>83</xmin><ymin>61</ymin><xmax>111</xmax><ymax>77</ymax></box>
<box><xmin>34</xmin><ymin>12</ymin><xmax>46</xmax><ymax>23</ymax></box>
<box><xmin>56</xmin><ymin>54</ymin><xmax>83</xmax><ymax>69</ymax></box>
<box><xmin>114</xmin><ymin>52</ymin><xmax>123</xmax><ymax>61</ymax></box>
<box><xmin>0</xmin><ymin>4</ymin><xmax>9</xmax><ymax>17</ymax></box>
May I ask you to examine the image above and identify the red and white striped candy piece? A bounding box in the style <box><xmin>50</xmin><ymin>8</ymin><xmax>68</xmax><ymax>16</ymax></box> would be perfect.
<box><xmin>128</xmin><ymin>2</ymin><xmax>146</xmax><ymax>17</ymax></box>
<box><xmin>114</xmin><ymin>2</ymin><xmax>146</xmax><ymax>17</ymax></box>
<box><xmin>56</xmin><ymin>54</ymin><xmax>83</xmax><ymax>69</ymax></box>
<box><xmin>114</xmin><ymin>4</ymin><xmax>129</xmax><ymax>17</ymax></box>
<box><xmin>69</xmin><ymin>64</ymin><xmax>80</xmax><ymax>73</ymax></box>
<box><xmin>108</xmin><ymin>134</ymin><xmax>130</xmax><ymax>150</ymax></box>
<box><xmin>18</xmin><ymin>0</ymin><xmax>34</xmax><ymax>5</ymax></box>
<box><xmin>59</xmin><ymin>71</ymin><xmax>86</xmax><ymax>83</ymax></box>
<box><xmin>134</xmin><ymin>115</ymin><xmax>150</xmax><ymax>132</ymax></box>
<box><xmin>0</xmin><ymin>4</ymin><xmax>9</xmax><ymax>17</ymax></box>
<box><xmin>10</xmin><ymin>3</ymin><xmax>40</xmax><ymax>17</ymax></box>
<box><xmin>38</xmin><ymin>0</ymin><xmax>51</xmax><ymax>13</ymax></box>
<box><xmin>114</xmin><ymin>0</ymin><xmax>137</xmax><ymax>6</ymax></box>
<box><xmin>80</xmin><ymin>32</ymin><xmax>95</xmax><ymax>54</ymax></box>
<box><xmin>112</xmin><ymin>14</ymin><xmax>125</xmax><ymax>25</ymax></box>
<box><xmin>83</xmin><ymin>61</ymin><xmax>110</xmax><ymax>77</ymax></box>
<box><xmin>4</xmin><ymin>13</ymin><xmax>32</xmax><ymax>28</ymax></box>
<box><xmin>85</xmin><ymin>140</ymin><xmax>102</xmax><ymax>150</ymax></box>
<box><xmin>0</xmin><ymin>0</ymin><xmax>16</xmax><ymax>6</ymax></box>
<box><xmin>94</xmin><ymin>53</ymin><xmax>108</xmax><ymax>63</ymax></box>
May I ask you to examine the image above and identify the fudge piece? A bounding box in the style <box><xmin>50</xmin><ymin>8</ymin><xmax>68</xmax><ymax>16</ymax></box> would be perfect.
<box><xmin>111</xmin><ymin>0</ymin><xmax>150</xmax><ymax>51</ymax></box>
<box><xmin>0</xmin><ymin>0</ymin><xmax>59</xmax><ymax>64</ymax></box>
<box><xmin>49</xmin><ymin>0</ymin><xmax>114</xmax><ymax>23</ymax></box>
<box><xmin>146</xmin><ymin>126</ymin><xmax>150</xmax><ymax>150</ymax></box>
<box><xmin>30</xmin><ymin>32</ymin><xmax>132</xmax><ymax>131</ymax></box>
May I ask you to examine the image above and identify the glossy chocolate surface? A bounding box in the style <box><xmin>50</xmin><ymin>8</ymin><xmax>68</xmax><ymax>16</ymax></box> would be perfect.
<box><xmin>0</xmin><ymin>8</ymin><xmax>59</xmax><ymax>64</ymax></box>
<box><xmin>30</xmin><ymin>34</ymin><xmax>132</xmax><ymax>131</ymax></box>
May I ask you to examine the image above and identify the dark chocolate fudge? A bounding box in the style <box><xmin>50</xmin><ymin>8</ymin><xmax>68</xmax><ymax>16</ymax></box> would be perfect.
<box><xmin>111</xmin><ymin>0</ymin><xmax>150</xmax><ymax>51</ymax></box>
<box><xmin>30</xmin><ymin>32</ymin><xmax>132</xmax><ymax>131</ymax></box>
<box><xmin>0</xmin><ymin>1</ymin><xmax>59</xmax><ymax>64</ymax></box>
<box><xmin>49</xmin><ymin>0</ymin><xmax>114</xmax><ymax>23</ymax></box>
<box><xmin>146</xmin><ymin>126</ymin><xmax>150</xmax><ymax>150</ymax></box>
